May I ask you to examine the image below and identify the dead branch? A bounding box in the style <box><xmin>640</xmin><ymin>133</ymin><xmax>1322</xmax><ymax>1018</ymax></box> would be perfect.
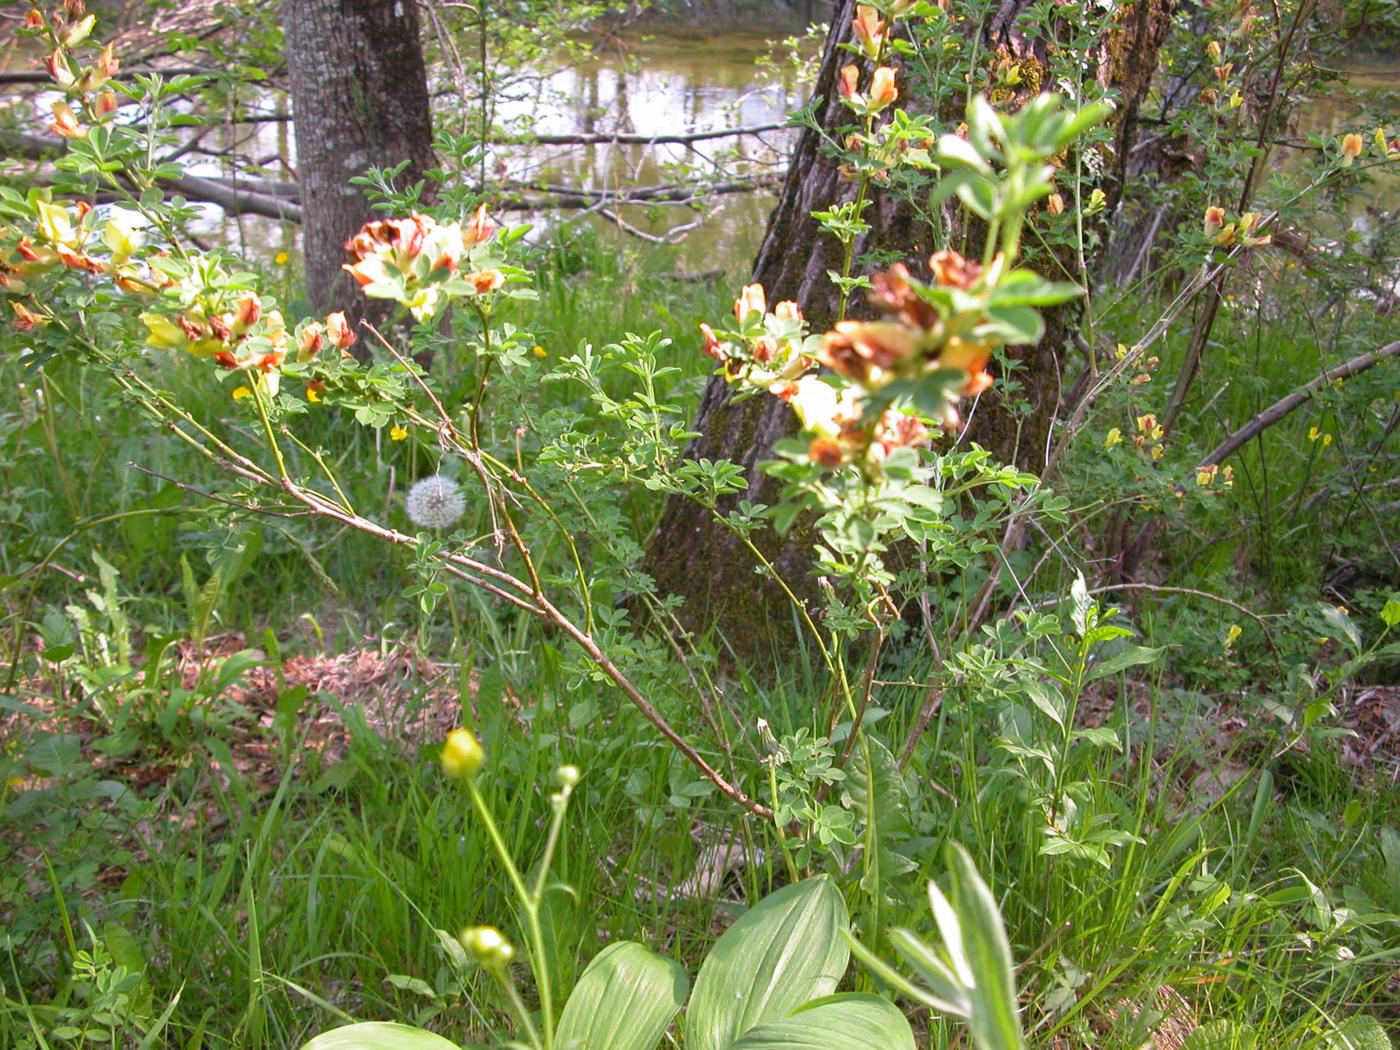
<box><xmin>1197</xmin><ymin>339</ymin><xmax>1400</xmax><ymax>469</ymax></box>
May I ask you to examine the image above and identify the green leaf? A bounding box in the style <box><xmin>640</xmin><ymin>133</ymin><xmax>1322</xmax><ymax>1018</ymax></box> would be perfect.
<box><xmin>728</xmin><ymin>994</ymin><xmax>915</xmax><ymax>1050</ymax></box>
<box><xmin>942</xmin><ymin>845</ymin><xmax>1027</xmax><ymax>1050</ymax></box>
<box><xmin>887</xmin><ymin>927</ymin><xmax>970</xmax><ymax>1017</ymax></box>
<box><xmin>556</xmin><ymin>941</ymin><xmax>689</xmax><ymax>1050</ymax></box>
<box><xmin>989</xmin><ymin>270</ymin><xmax>1084</xmax><ymax>307</ymax></box>
<box><xmin>1182</xmin><ymin>1020</ymin><xmax>1256</xmax><ymax>1050</ymax></box>
<box><xmin>299</xmin><ymin>1022</ymin><xmax>462</xmax><ymax>1050</ymax></box>
<box><xmin>1086</xmin><ymin>645</ymin><xmax>1163</xmax><ymax>683</ymax></box>
<box><xmin>954</xmin><ymin>176</ymin><xmax>998</xmax><ymax>221</ymax></box>
<box><xmin>934</xmin><ymin>134</ymin><xmax>992</xmax><ymax>174</ymax></box>
<box><xmin>1380</xmin><ymin>598</ymin><xmax>1400</xmax><ymax>629</ymax></box>
<box><xmin>686</xmin><ymin>878</ymin><xmax>850</xmax><ymax>1050</ymax></box>
<box><xmin>1325</xmin><ymin>1015</ymin><xmax>1392</xmax><ymax>1050</ymax></box>
<box><xmin>976</xmin><ymin>305</ymin><xmax>1043</xmax><ymax>346</ymax></box>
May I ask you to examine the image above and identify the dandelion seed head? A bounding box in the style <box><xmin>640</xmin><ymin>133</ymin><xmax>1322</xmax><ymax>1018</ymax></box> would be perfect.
<box><xmin>406</xmin><ymin>474</ymin><xmax>465</xmax><ymax>530</ymax></box>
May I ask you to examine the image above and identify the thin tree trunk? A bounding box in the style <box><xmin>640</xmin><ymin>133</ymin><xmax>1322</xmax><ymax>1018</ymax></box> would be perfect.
<box><xmin>282</xmin><ymin>0</ymin><xmax>435</xmax><ymax>329</ymax></box>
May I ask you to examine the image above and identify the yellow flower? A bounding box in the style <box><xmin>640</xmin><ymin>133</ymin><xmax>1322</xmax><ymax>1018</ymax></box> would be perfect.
<box><xmin>274</xmin><ymin>251</ymin><xmax>290</xmax><ymax>266</ymax></box>
<box><xmin>1197</xmin><ymin>464</ymin><xmax>1218</xmax><ymax>486</ymax></box>
<box><xmin>441</xmin><ymin>728</ymin><xmax>484</xmax><ymax>780</ymax></box>
<box><xmin>1224</xmin><ymin>623</ymin><xmax>1242</xmax><ymax>649</ymax></box>
<box><xmin>390</xmin><ymin>424</ymin><xmax>408</xmax><ymax>441</ymax></box>
<box><xmin>232</xmin><ymin>386</ymin><xmax>252</xmax><ymax>400</ymax></box>
<box><xmin>1322</xmin><ymin>433</ymin><xmax>1333</xmax><ymax>447</ymax></box>
<box><xmin>1308</xmin><ymin>425</ymin><xmax>1321</xmax><ymax>442</ymax></box>
<box><xmin>1103</xmin><ymin>427</ymin><xmax>1123</xmax><ymax>450</ymax></box>
<box><xmin>306</xmin><ymin>386</ymin><xmax>321</xmax><ymax>403</ymax></box>
<box><xmin>532</xmin><ymin>345</ymin><xmax>547</xmax><ymax>359</ymax></box>
<box><xmin>1115</xmin><ymin>343</ymin><xmax>1129</xmax><ymax>360</ymax></box>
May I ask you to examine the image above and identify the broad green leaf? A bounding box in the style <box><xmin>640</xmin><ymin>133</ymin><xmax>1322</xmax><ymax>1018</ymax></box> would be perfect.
<box><xmin>976</xmin><ymin>305</ymin><xmax>1043</xmax><ymax>346</ymax></box>
<box><xmin>955</xmin><ymin>176</ymin><xmax>998</xmax><ymax>222</ymax></box>
<box><xmin>299</xmin><ymin>1022</ymin><xmax>462</xmax><ymax>1050</ymax></box>
<box><xmin>686</xmin><ymin>877</ymin><xmax>849</xmax><ymax>1050</ymax></box>
<box><xmin>989</xmin><ymin>270</ymin><xmax>1085</xmax><ymax>307</ymax></box>
<box><xmin>1326</xmin><ymin>1015</ymin><xmax>1392</xmax><ymax>1050</ymax></box>
<box><xmin>556</xmin><ymin>941</ymin><xmax>689</xmax><ymax>1050</ymax></box>
<box><xmin>934</xmin><ymin>134</ymin><xmax>992</xmax><ymax>174</ymax></box>
<box><xmin>944</xmin><ymin>845</ymin><xmax>1026</xmax><ymax>1050</ymax></box>
<box><xmin>887</xmin><ymin>926</ymin><xmax>969</xmax><ymax>1016</ymax></box>
<box><xmin>1086</xmin><ymin>645</ymin><xmax>1163</xmax><ymax>683</ymax></box>
<box><xmin>728</xmin><ymin>994</ymin><xmax>915</xmax><ymax>1050</ymax></box>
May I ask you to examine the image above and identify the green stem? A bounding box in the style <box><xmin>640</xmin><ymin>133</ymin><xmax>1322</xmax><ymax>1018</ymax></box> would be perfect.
<box><xmin>467</xmin><ymin>780</ymin><xmax>556</xmax><ymax>1050</ymax></box>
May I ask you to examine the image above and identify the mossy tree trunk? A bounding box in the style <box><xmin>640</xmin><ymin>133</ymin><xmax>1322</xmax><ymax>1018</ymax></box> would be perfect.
<box><xmin>640</xmin><ymin>0</ymin><xmax>1176</xmax><ymax>651</ymax></box>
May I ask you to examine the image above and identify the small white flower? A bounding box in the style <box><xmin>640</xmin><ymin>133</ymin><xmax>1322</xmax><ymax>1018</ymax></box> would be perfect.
<box><xmin>406</xmin><ymin>474</ymin><xmax>465</xmax><ymax>530</ymax></box>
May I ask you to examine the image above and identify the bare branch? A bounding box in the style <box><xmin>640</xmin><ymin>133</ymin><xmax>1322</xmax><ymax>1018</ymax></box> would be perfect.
<box><xmin>1198</xmin><ymin>339</ymin><xmax>1400</xmax><ymax>469</ymax></box>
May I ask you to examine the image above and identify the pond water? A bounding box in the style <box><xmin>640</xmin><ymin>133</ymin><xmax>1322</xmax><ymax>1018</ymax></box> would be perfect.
<box><xmin>205</xmin><ymin>18</ymin><xmax>1396</xmax><ymax>278</ymax></box>
<box><xmin>487</xmin><ymin>14</ymin><xmax>816</xmax><ymax>272</ymax></box>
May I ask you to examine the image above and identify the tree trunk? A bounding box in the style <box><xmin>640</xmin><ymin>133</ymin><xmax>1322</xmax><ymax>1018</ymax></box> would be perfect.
<box><xmin>282</xmin><ymin>0</ymin><xmax>436</xmax><ymax>328</ymax></box>
<box><xmin>641</xmin><ymin>0</ymin><xmax>1176</xmax><ymax>651</ymax></box>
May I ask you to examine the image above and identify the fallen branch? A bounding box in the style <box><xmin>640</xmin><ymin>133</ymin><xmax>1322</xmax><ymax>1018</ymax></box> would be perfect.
<box><xmin>2</xmin><ymin>130</ymin><xmax>301</xmax><ymax>222</ymax></box>
<box><xmin>0</xmin><ymin>65</ymin><xmax>215</xmax><ymax>85</ymax></box>
<box><xmin>1197</xmin><ymin>339</ymin><xmax>1400</xmax><ymax>469</ymax></box>
<box><xmin>507</xmin><ymin>122</ymin><xmax>791</xmax><ymax>147</ymax></box>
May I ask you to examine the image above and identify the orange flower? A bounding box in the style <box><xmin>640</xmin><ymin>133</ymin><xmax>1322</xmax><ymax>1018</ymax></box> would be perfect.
<box><xmin>24</xmin><ymin>9</ymin><xmax>44</xmax><ymax>28</ymax></box>
<box><xmin>869</xmin><ymin>66</ymin><xmax>898</xmax><ymax>110</ymax></box>
<box><xmin>49</xmin><ymin>100</ymin><xmax>84</xmax><ymax>140</ymax></box>
<box><xmin>868</xmin><ymin>263</ymin><xmax>937</xmax><ymax>328</ymax></box>
<box><xmin>699</xmin><ymin>323</ymin><xmax>729</xmax><ymax>362</ymax></box>
<box><xmin>940</xmin><ymin>337</ymin><xmax>994</xmax><ymax>394</ymax></box>
<box><xmin>232</xmin><ymin>293</ymin><xmax>261</xmax><ymax>334</ymax></box>
<box><xmin>1340</xmin><ymin>133</ymin><xmax>1363</xmax><ymax>166</ymax></box>
<box><xmin>297</xmin><ymin>321</ymin><xmax>325</xmax><ymax>360</ymax></box>
<box><xmin>1047</xmin><ymin>192</ymin><xmax>1065</xmax><ymax>215</ymax></box>
<box><xmin>773</xmin><ymin>300</ymin><xmax>802</xmax><ymax>323</ymax></box>
<box><xmin>326</xmin><ymin>311</ymin><xmax>355</xmax><ymax>350</ymax></box>
<box><xmin>852</xmin><ymin>5</ymin><xmax>887</xmax><ymax>58</ymax></box>
<box><xmin>46</xmin><ymin>50</ymin><xmax>74</xmax><ymax>88</ymax></box>
<box><xmin>838</xmin><ymin>65</ymin><xmax>860</xmax><ymax>103</ymax></box>
<box><xmin>463</xmin><ymin>202</ymin><xmax>496</xmax><ymax>247</ymax></box>
<box><xmin>733</xmin><ymin>283</ymin><xmax>767</xmax><ymax>322</ymax></box>
<box><xmin>817</xmin><ymin>321</ymin><xmax>918</xmax><ymax>384</ymax></box>
<box><xmin>11</xmin><ymin>301</ymin><xmax>43</xmax><ymax>331</ymax></box>
<box><xmin>808</xmin><ymin>437</ymin><xmax>846</xmax><ymax>468</ymax></box>
<box><xmin>929</xmin><ymin>249</ymin><xmax>982</xmax><ymax>289</ymax></box>
<box><xmin>466</xmin><ymin>269</ymin><xmax>505</xmax><ymax>294</ymax></box>
<box><xmin>1203</xmin><ymin>206</ymin><xmax>1227</xmax><ymax>238</ymax></box>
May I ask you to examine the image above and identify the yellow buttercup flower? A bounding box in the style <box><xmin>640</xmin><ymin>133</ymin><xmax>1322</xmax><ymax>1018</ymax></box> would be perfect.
<box><xmin>274</xmin><ymin>251</ymin><xmax>290</xmax><ymax>266</ymax></box>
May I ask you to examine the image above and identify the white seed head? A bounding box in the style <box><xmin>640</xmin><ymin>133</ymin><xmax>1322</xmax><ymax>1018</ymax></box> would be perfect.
<box><xmin>406</xmin><ymin>474</ymin><xmax>466</xmax><ymax>530</ymax></box>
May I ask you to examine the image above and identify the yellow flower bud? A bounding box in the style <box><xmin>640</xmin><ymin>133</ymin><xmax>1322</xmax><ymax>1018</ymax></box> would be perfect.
<box><xmin>441</xmin><ymin>728</ymin><xmax>485</xmax><ymax>780</ymax></box>
<box><xmin>459</xmin><ymin>925</ymin><xmax>515</xmax><ymax>967</ymax></box>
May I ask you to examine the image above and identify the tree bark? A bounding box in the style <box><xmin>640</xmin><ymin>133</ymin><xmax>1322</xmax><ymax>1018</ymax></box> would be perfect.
<box><xmin>282</xmin><ymin>0</ymin><xmax>436</xmax><ymax>327</ymax></box>
<box><xmin>640</xmin><ymin>0</ymin><xmax>1177</xmax><ymax>651</ymax></box>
